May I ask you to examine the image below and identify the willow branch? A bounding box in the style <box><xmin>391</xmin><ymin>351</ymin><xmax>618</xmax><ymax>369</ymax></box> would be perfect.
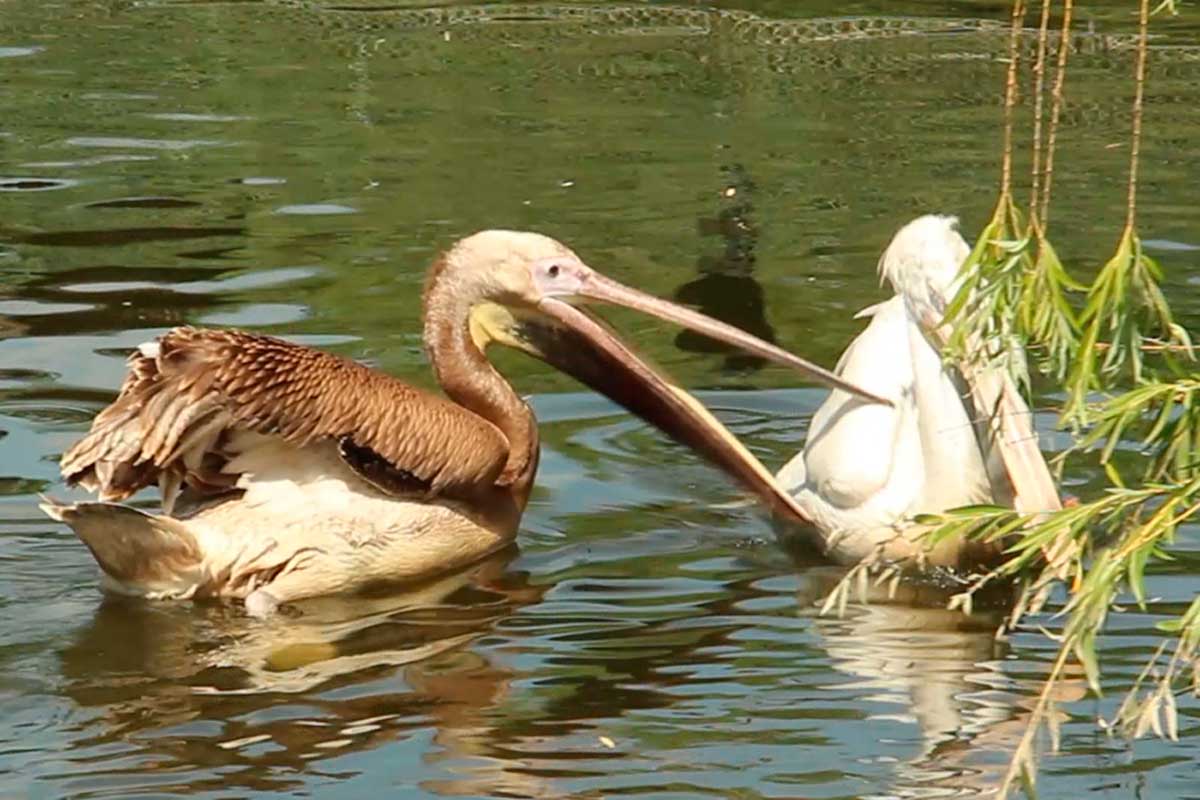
<box><xmin>1127</xmin><ymin>0</ymin><xmax>1151</xmax><ymax>232</ymax></box>
<box><xmin>1040</xmin><ymin>0</ymin><xmax>1074</xmax><ymax>227</ymax></box>
<box><xmin>1000</xmin><ymin>0</ymin><xmax>1029</xmax><ymax>201</ymax></box>
<box><xmin>1028</xmin><ymin>0</ymin><xmax>1054</xmax><ymax>227</ymax></box>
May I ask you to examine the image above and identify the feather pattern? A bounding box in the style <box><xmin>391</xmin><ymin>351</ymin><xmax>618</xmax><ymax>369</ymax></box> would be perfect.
<box><xmin>60</xmin><ymin>327</ymin><xmax>511</xmax><ymax>503</ymax></box>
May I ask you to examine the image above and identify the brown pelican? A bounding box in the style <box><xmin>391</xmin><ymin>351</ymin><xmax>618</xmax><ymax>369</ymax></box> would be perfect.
<box><xmin>42</xmin><ymin>230</ymin><xmax>882</xmax><ymax>615</ymax></box>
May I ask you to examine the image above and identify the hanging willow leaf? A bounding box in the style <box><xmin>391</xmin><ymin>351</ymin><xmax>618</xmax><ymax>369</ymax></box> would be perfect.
<box><xmin>1076</xmin><ymin>378</ymin><xmax>1200</xmax><ymax>483</ymax></box>
<box><xmin>1020</xmin><ymin>229</ymin><xmax>1083</xmax><ymax>380</ymax></box>
<box><xmin>944</xmin><ymin>195</ymin><xmax>1033</xmax><ymax>381</ymax></box>
<box><xmin>1064</xmin><ymin>227</ymin><xmax>1194</xmax><ymax>428</ymax></box>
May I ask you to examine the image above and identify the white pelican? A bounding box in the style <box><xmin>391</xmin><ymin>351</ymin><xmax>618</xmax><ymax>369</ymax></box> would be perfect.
<box><xmin>42</xmin><ymin>230</ymin><xmax>883</xmax><ymax>614</ymax></box>
<box><xmin>776</xmin><ymin>215</ymin><xmax>1061</xmax><ymax>568</ymax></box>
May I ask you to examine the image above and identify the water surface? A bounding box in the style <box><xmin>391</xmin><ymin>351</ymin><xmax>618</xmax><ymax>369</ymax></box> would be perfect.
<box><xmin>2</xmin><ymin>1</ymin><xmax>1200</xmax><ymax>797</ymax></box>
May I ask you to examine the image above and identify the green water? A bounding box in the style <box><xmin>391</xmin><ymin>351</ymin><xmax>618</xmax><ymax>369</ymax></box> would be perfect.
<box><xmin>2</xmin><ymin>1</ymin><xmax>1199</xmax><ymax>797</ymax></box>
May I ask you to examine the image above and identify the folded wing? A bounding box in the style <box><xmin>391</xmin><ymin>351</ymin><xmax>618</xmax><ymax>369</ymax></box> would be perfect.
<box><xmin>60</xmin><ymin>327</ymin><xmax>510</xmax><ymax>509</ymax></box>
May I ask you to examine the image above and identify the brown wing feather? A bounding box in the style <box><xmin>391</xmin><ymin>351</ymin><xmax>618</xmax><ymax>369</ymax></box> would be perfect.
<box><xmin>60</xmin><ymin>327</ymin><xmax>510</xmax><ymax>503</ymax></box>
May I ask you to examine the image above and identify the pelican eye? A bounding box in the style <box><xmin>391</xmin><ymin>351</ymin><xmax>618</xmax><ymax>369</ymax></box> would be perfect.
<box><xmin>547</xmin><ymin>264</ymin><xmax>560</xmax><ymax>278</ymax></box>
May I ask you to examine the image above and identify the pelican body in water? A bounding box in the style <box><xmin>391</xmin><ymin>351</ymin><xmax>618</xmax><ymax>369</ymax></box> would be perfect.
<box><xmin>44</xmin><ymin>231</ymin><xmax>881</xmax><ymax>615</ymax></box>
<box><xmin>776</xmin><ymin>215</ymin><xmax>1061</xmax><ymax>568</ymax></box>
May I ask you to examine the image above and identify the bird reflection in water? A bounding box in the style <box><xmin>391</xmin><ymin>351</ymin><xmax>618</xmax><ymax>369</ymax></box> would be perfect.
<box><xmin>791</xmin><ymin>555</ymin><xmax>1086</xmax><ymax>796</ymax></box>
<box><xmin>673</xmin><ymin>163</ymin><xmax>777</xmax><ymax>372</ymax></box>
<box><xmin>57</xmin><ymin>548</ymin><xmax>558</xmax><ymax>798</ymax></box>
<box><xmin>54</xmin><ymin>536</ymin><xmax>1085</xmax><ymax>798</ymax></box>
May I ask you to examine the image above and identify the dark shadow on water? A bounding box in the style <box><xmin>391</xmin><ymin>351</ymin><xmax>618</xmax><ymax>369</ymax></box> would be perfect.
<box><xmin>84</xmin><ymin>196</ymin><xmax>203</xmax><ymax>210</ymax></box>
<box><xmin>674</xmin><ymin>163</ymin><xmax>776</xmax><ymax>373</ymax></box>
<box><xmin>1</xmin><ymin>226</ymin><xmax>244</xmax><ymax>248</ymax></box>
<box><xmin>4</xmin><ymin>263</ymin><xmax>303</xmax><ymax>337</ymax></box>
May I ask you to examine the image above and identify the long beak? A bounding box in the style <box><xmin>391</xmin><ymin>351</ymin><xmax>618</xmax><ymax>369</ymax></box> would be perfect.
<box><xmin>508</xmin><ymin>299</ymin><xmax>817</xmax><ymax>528</ymax></box>
<box><xmin>569</xmin><ymin>271</ymin><xmax>892</xmax><ymax>407</ymax></box>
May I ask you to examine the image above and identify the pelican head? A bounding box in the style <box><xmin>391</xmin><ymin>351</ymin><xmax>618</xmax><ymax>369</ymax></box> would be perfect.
<box><xmin>876</xmin><ymin>215</ymin><xmax>970</xmax><ymax>323</ymax></box>
<box><xmin>427</xmin><ymin>229</ymin><xmax>888</xmax><ymax>404</ymax></box>
<box><xmin>417</xmin><ymin>229</ymin><xmax>889</xmax><ymax>524</ymax></box>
